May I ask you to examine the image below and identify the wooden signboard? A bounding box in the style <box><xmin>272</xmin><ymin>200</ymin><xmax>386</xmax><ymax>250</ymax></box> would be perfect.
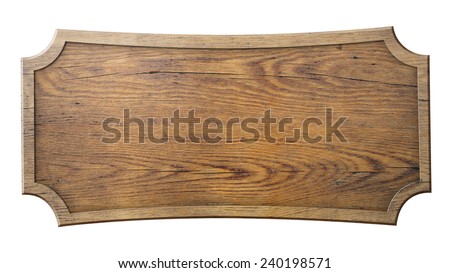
<box><xmin>22</xmin><ymin>27</ymin><xmax>430</xmax><ymax>226</ymax></box>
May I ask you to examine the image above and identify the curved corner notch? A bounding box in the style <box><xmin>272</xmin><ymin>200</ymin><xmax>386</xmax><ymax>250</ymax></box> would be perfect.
<box><xmin>22</xmin><ymin>29</ymin><xmax>66</xmax><ymax>72</ymax></box>
<box><xmin>383</xmin><ymin>27</ymin><xmax>429</xmax><ymax>67</ymax></box>
<box><xmin>388</xmin><ymin>182</ymin><xmax>431</xmax><ymax>225</ymax></box>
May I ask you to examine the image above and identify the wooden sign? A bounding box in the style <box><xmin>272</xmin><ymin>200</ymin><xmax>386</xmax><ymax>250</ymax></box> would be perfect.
<box><xmin>22</xmin><ymin>27</ymin><xmax>430</xmax><ymax>226</ymax></box>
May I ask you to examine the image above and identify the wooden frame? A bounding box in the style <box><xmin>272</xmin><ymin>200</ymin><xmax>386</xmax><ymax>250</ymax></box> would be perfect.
<box><xmin>22</xmin><ymin>27</ymin><xmax>430</xmax><ymax>226</ymax></box>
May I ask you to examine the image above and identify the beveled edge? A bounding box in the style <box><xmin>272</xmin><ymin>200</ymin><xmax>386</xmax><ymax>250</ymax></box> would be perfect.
<box><xmin>22</xmin><ymin>30</ymin><xmax>69</xmax><ymax>226</ymax></box>
<box><xmin>383</xmin><ymin>27</ymin><xmax>431</xmax><ymax>224</ymax></box>
<box><xmin>21</xmin><ymin>27</ymin><xmax>430</xmax><ymax>226</ymax></box>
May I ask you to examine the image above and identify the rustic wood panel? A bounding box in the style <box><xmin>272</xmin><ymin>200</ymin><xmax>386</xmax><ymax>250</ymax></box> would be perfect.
<box><xmin>22</xmin><ymin>27</ymin><xmax>430</xmax><ymax>225</ymax></box>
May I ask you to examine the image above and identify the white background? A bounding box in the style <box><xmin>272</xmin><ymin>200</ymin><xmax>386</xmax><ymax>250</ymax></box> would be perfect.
<box><xmin>1</xmin><ymin>1</ymin><xmax>447</xmax><ymax>272</ymax></box>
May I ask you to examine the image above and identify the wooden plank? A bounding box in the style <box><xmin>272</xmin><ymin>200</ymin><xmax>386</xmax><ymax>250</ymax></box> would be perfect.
<box><xmin>22</xmin><ymin>27</ymin><xmax>430</xmax><ymax>226</ymax></box>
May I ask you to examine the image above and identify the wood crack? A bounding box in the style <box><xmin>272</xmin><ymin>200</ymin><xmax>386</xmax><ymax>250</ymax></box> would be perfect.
<box><xmin>65</xmin><ymin>70</ymin><xmax>416</xmax><ymax>88</ymax></box>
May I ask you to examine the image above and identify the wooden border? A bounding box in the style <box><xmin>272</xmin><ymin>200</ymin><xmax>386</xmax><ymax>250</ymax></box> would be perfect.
<box><xmin>22</xmin><ymin>27</ymin><xmax>430</xmax><ymax>226</ymax></box>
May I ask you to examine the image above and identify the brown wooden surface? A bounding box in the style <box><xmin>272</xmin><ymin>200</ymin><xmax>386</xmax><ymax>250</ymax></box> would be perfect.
<box><xmin>22</xmin><ymin>27</ymin><xmax>430</xmax><ymax>226</ymax></box>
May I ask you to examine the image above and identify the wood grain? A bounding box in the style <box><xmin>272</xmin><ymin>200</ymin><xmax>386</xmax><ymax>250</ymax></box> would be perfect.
<box><xmin>22</xmin><ymin>27</ymin><xmax>430</xmax><ymax>226</ymax></box>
